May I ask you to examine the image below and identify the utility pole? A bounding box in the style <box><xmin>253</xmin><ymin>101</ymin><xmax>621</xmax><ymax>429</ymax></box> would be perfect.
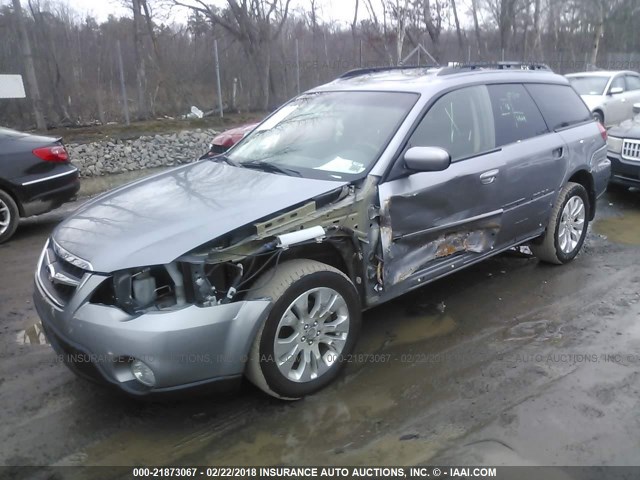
<box><xmin>12</xmin><ymin>0</ymin><xmax>46</xmax><ymax>130</ymax></box>
<box><xmin>214</xmin><ymin>39</ymin><xmax>223</xmax><ymax>118</ymax></box>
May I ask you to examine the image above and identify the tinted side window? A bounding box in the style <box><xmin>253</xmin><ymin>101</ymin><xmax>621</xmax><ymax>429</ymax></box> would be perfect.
<box><xmin>525</xmin><ymin>84</ymin><xmax>592</xmax><ymax>131</ymax></box>
<box><xmin>409</xmin><ymin>85</ymin><xmax>495</xmax><ymax>162</ymax></box>
<box><xmin>625</xmin><ymin>75</ymin><xmax>640</xmax><ymax>91</ymax></box>
<box><xmin>487</xmin><ymin>84</ymin><xmax>548</xmax><ymax>147</ymax></box>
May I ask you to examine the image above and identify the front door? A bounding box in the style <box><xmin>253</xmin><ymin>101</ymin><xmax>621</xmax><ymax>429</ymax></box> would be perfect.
<box><xmin>378</xmin><ymin>85</ymin><xmax>505</xmax><ymax>292</ymax></box>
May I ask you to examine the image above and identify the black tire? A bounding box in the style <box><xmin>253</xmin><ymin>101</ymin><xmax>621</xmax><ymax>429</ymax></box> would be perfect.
<box><xmin>245</xmin><ymin>259</ymin><xmax>361</xmax><ymax>400</ymax></box>
<box><xmin>531</xmin><ymin>182</ymin><xmax>590</xmax><ymax>265</ymax></box>
<box><xmin>593</xmin><ymin>110</ymin><xmax>604</xmax><ymax>125</ymax></box>
<box><xmin>0</xmin><ymin>189</ymin><xmax>19</xmax><ymax>244</ymax></box>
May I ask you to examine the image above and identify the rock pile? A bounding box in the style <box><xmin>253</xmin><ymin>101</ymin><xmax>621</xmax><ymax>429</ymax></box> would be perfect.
<box><xmin>67</xmin><ymin>129</ymin><xmax>218</xmax><ymax>177</ymax></box>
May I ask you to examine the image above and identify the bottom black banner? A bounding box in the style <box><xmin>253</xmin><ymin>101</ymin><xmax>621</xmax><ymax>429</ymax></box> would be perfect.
<box><xmin>2</xmin><ymin>466</ymin><xmax>639</xmax><ymax>480</ymax></box>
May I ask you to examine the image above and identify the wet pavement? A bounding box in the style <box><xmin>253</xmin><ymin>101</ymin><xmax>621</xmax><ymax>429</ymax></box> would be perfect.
<box><xmin>1</xmin><ymin>187</ymin><xmax>640</xmax><ymax>474</ymax></box>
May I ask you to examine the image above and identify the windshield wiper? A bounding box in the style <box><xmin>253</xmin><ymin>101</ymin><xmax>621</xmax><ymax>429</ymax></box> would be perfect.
<box><xmin>209</xmin><ymin>154</ymin><xmax>240</xmax><ymax>167</ymax></box>
<box><xmin>241</xmin><ymin>160</ymin><xmax>302</xmax><ymax>177</ymax></box>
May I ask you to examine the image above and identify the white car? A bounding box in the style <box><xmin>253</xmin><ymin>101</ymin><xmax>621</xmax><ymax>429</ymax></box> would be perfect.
<box><xmin>566</xmin><ymin>70</ymin><xmax>640</xmax><ymax>127</ymax></box>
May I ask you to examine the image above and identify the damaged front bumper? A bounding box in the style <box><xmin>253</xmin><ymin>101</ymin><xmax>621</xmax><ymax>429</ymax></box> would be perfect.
<box><xmin>34</xmin><ymin>266</ymin><xmax>271</xmax><ymax>396</ymax></box>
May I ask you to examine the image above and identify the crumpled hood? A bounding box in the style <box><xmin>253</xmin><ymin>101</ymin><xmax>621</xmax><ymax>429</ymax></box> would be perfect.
<box><xmin>608</xmin><ymin>117</ymin><xmax>640</xmax><ymax>138</ymax></box>
<box><xmin>53</xmin><ymin>161</ymin><xmax>347</xmax><ymax>272</ymax></box>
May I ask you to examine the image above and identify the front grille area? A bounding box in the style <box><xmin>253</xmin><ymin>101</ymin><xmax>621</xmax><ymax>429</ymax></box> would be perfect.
<box><xmin>622</xmin><ymin>139</ymin><xmax>640</xmax><ymax>161</ymax></box>
<box><xmin>37</xmin><ymin>241</ymin><xmax>87</xmax><ymax>308</ymax></box>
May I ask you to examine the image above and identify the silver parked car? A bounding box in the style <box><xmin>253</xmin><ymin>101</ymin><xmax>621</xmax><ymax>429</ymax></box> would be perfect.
<box><xmin>34</xmin><ymin>64</ymin><xmax>611</xmax><ymax>399</ymax></box>
<box><xmin>566</xmin><ymin>70</ymin><xmax>640</xmax><ymax>127</ymax></box>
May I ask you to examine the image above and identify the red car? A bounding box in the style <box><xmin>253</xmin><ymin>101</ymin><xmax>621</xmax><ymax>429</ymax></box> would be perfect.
<box><xmin>201</xmin><ymin>123</ymin><xmax>258</xmax><ymax>158</ymax></box>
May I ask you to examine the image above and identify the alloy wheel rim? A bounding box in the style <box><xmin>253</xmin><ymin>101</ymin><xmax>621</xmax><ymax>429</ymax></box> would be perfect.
<box><xmin>273</xmin><ymin>287</ymin><xmax>350</xmax><ymax>383</ymax></box>
<box><xmin>558</xmin><ymin>196</ymin><xmax>585</xmax><ymax>254</ymax></box>
<box><xmin>0</xmin><ymin>198</ymin><xmax>10</xmax><ymax>235</ymax></box>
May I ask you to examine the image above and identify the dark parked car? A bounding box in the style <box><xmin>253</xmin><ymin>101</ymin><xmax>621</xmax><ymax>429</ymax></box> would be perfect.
<box><xmin>200</xmin><ymin>123</ymin><xmax>258</xmax><ymax>158</ymax></box>
<box><xmin>0</xmin><ymin>127</ymin><xmax>79</xmax><ymax>243</ymax></box>
<box><xmin>606</xmin><ymin>103</ymin><xmax>640</xmax><ymax>188</ymax></box>
<box><xmin>35</xmin><ymin>64</ymin><xmax>610</xmax><ymax>399</ymax></box>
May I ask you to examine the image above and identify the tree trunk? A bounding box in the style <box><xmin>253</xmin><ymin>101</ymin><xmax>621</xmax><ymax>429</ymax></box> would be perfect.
<box><xmin>451</xmin><ymin>0</ymin><xmax>464</xmax><ymax>57</ymax></box>
<box><xmin>28</xmin><ymin>0</ymin><xmax>72</xmax><ymax>125</ymax></box>
<box><xmin>532</xmin><ymin>0</ymin><xmax>542</xmax><ymax>59</ymax></box>
<box><xmin>470</xmin><ymin>0</ymin><xmax>482</xmax><ymax>59</ymax></box>
<box><xmin>590</xmin><ymin>0</ymin><xmax>605</xmax><ymax>68</ymax></box>
<box><xmin>131</xmin><ymin>0</ymin><xmax>149</xmax><ymax>119</ymax></box>
<box><xmin>12</xmin><ymin>0</ymin><xmax>46</xmax><ymax>130</ymax></box>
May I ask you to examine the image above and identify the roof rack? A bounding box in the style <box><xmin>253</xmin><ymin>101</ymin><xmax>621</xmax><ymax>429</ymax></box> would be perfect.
<box><xmin>437</xmin><ymin>61</ymin><xmax>552</xmax><ymax>76</ymax></box>
<box><xmin>339</xmin><ymin>65</ymin><xmax>438</xmax><ymax>79</ymax></box>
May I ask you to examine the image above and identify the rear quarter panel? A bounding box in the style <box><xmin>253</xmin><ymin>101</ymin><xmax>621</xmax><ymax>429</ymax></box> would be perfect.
<box><xmin>556</xmin><ymin>121</ymin><xmax>610</xmax><ymax>206</ymax></box>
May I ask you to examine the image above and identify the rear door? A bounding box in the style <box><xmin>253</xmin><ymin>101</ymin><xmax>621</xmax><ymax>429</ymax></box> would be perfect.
<box><xmin>378</xmin><ymin>85</ymin><xmax>505</xmax><ymax>290</ymax></box>
<box><xmin>624</xmin><ymin>74</ymin><xmax>640</xmax><ymax>109</ymax></box>
<box><xmin>525</xmin><ymin>83</ymin><xmax>602</xmax><ymax>209</ymax></box>
<box><xmin>486</xmin><ymin>83</ymin><xmax>565</xmax><ymax>243</ymax></box>
<box><xmin>606</xmin><ymin>75</ymin><xmax>629</xmax><ymax>125</ymax></box>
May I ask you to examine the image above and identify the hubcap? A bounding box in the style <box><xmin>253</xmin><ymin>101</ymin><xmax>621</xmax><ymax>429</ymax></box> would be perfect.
<box><xmin>0</xmin><ymin>198</ymin><xmax>10</xmax><ymax>235</ymax></box>
<box><xmin>273</xmin><ymin>287</ymin><xmax>350</xmax><ymax>383</ymax></box>
<box><xmin>558</xmin><ymin>196</ymin><xmax>585</xmax><ymax>254</ymax></box>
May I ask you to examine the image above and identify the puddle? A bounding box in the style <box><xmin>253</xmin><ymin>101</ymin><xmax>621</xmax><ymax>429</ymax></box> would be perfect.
<box><xmin>594</xmin><ymin>211</ymin><xmax>640</xmax><ymax>245</ymax></box>
<box><xmin>16</xmin><ymin>322</ymin><xmax>49</xmax><ymax>346</ymax></box>
<box><xmin>358</xmin><ymin>301</ymin><xmax>458</xmax><ymax>353</ymax></box>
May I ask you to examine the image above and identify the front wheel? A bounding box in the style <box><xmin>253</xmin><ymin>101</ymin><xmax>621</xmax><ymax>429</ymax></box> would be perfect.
<box><xmin>531</xmin><ymin>182</ymin><xmax>589</xmax><ymax>264</ymax></box>
<box><xmin>245</xmin><ymin>259</ymin><xmax>361</xmax><ymax>399</ymax></box>
<box><xmin>0</xmin><ymin>189</ymin><xmax>19</xmax><ymax>244</ymax></box>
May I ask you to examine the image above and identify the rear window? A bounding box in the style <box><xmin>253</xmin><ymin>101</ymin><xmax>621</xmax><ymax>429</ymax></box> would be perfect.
<box><xmin>487</xmin><ymin>84</ymin><xmax>548</xmax><ymax>147</ymax></box>
<box><xmin>525</xmin><ymin>84</ymin><xmax>592</xmax><ymax>131</ymax></box>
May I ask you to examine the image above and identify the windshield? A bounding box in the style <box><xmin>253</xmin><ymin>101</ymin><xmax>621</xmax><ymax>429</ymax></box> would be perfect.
<box><xmin>227</xmin><ymin>91</ymin><xmax>418</xmax><ymax>180</ymax></box>
<box><xmin>568</xmin><ymin>76</ymin><xmax>609</xmax><ymax>96</ymax></box>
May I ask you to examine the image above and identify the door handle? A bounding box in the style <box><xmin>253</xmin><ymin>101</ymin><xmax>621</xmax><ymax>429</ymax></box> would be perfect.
<box><xmin>479</xmin><ymin>169</ymin><xmax>499</xmax><ymax>184</ymax></box>
<box><xmin>552</xmin><ymin>147</ymin><xmax>564</xmax><ymax>159</ymax></box>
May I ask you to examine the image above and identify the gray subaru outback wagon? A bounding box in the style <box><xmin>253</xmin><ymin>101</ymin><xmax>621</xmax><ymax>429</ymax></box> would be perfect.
<box><xmin>34</xmin><ymin>64</ymin><xmax>611</xmax><ymax>399</ymax></box>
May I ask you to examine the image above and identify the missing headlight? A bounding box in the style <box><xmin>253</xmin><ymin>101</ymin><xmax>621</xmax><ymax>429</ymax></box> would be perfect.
<box><xmin>92</xmin><ymin>265</ymin><xmax>179</xmax><ymax>314</ymax></box>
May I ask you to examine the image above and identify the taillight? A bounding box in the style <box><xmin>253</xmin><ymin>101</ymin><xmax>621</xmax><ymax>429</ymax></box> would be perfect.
<box><xmin>597</xmin><ymin>122</ymin><xmax>607</xmax><ymax>141</ymax></box>
<box><xmin>32</xmin><ymin>145</ymin><xmax>69</xmax><ymax>162</ymax></box>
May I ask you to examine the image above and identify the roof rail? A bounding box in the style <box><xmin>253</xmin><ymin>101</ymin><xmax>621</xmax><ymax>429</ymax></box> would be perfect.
<box><xmin>339</xmin><ymin>65</ymin><xmax>438</xmax><ymax>79</ymax></box>
<box><xmin>437</xmin><ymin>61</ymin><xmax>552</xmax><ymax>76</ymax></box>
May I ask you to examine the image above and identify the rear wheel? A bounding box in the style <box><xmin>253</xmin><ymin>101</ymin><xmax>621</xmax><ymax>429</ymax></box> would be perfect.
<box><xmin>593</xmin><ymin>110</ymin><xmax>604</xmax><ymax>125</ymax></box>
<box><xmin>245</xmin><ymin>259</ymin><xmax>361</xmax><ymax>399</ymax></box>
<box><xmin>531</xmin><ymin>182</ymin><xmax>589</xmax><ymax>264</ymax></box>
<box><xmin>0</xmin><ymin>190</ymin><xmax>19</xmax><ymax>244</ymax></box>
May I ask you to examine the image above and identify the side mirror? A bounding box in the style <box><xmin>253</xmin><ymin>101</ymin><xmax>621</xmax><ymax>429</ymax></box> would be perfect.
<box><xmin>404</xmin><ymin>146</ymin><xmax>451</xmax><ymax>172</ymax></box>
<box><xmin>609</xmin><ymin>86</ymin><xmax>624</xmax><ymax>95</ymax></box>
<box><xmin>633</xmin><ymin>103</ymin><xmax>640</xmax><ymax>115</ymax></box>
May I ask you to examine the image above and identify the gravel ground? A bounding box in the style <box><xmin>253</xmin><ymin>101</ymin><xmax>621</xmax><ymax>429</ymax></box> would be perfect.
<box><xmin>1</xmin><ymin>182</ymin><xmax>639</xmax><ymax>476</ymax></box>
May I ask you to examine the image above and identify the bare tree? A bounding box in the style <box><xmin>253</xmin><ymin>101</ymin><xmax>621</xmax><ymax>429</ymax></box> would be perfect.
<box><xmin>131</xmin><ymin>0</ymin><xmax>150</xmax><ymax>118</ymax></box>
<box><xmin>171</xmin><ymin>0</ymin><xmax>292</xmax><ymax>110</ymax></box>
<box><xmin>12</xmin><ymin>0</ymin><xmax>46</xmax><ymax>129</ymax></box>
<box><xmin>470</xmin><ymin>0</ymin><xmax>483</xmax><ymax>58</ymax></box>
<box><xmin>589</xmin><ymin>0</ymin><xmax>606</xmax><ymax>67</ymax></box>
<box><xmin>450</xmin><ymin>0</ymin><xmax>464</xmax><ymax>56</ymax></box>
<box><xmin>422</xmin><ymin>0</ymin><xmax>446</xmax><ymax>61</ymax></box>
